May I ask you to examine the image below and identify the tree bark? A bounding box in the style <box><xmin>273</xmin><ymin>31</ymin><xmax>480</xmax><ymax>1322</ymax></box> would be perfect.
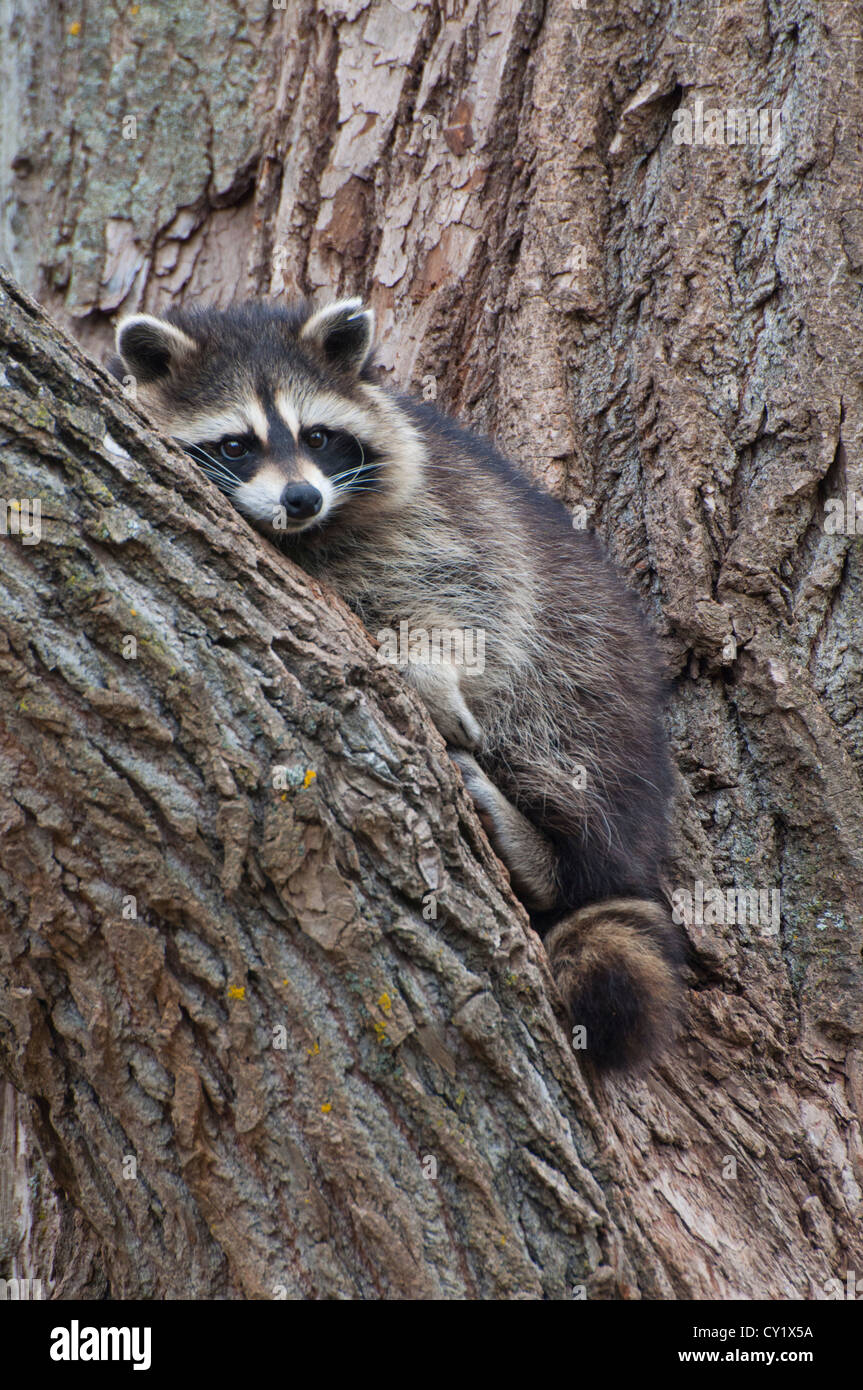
<box><xmin>1</xmin><ymin>0</ymin><xmax>862</xmax><ymax>1300</ymax></box>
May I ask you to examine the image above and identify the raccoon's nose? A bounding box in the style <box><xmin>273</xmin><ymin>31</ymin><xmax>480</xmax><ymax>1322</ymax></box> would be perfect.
<box><xmin>281</xmin><ymin>483</ymin><xmax>323</xmax><ymax>520</ymax></box>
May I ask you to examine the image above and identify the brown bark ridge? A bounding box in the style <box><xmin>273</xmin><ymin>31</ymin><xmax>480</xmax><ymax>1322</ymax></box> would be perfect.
<box><xmin>1</xmin><ymin>0</ymin><xmax>862</xmax><ymax>1299</ymax></box>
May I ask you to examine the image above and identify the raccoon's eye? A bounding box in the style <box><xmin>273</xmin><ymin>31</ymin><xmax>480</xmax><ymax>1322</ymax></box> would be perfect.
<box><xmin>305</xmin><ymin>427</ymin><xmax>329</xmax><ymax>450</ymax></box>
<box><xmin>220</xmin><ymin>437</ymin><xmax>250</xmax><ymax>462</ymax></box>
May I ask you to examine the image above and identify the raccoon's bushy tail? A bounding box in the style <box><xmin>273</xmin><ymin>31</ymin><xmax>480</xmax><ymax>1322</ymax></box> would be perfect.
<box><xmin>544</xmin><ymin>898</ymin><xmax>682</xmax><ymax>1072</ymax></box>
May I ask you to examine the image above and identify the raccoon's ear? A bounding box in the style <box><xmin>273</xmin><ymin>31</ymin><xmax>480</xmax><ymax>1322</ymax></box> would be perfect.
<box><xmin>104</xmin><ymin>353</ymin><xmax>127</xmax><ymax>382</ymax></box>
<box><xmin>300</xmin><ymin>297</ymin><xmax>375</xmax><ymax>374</ymax></box>
<box><xmin>114</xmin><ymin>314</ymin><xmax>197</xmax><ymax>385</ymax></box>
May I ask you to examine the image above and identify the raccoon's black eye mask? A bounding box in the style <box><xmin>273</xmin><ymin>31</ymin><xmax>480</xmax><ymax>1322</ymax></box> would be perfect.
<box><xmin>178</xmin><ymin>426</ymin><xmax>383</xmax><ymax>500</ymax></box>
<box><xmin>298</xmin><ymin>427</ymin><xmax>383</xmax><ymax>490</ymax></box>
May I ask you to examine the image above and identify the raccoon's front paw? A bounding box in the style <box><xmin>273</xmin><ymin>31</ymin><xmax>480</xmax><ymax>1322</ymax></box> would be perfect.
<box><xmin>427</xmin><ymin>703</ymin><xmax>481</xmax><ymax>749</ymax></box>
<box><xmin>448</xmin><ymin>750</ymin><xmax>496</xmax><ymax>834</ymax></box>
<box><xmin>450</xmin><ymin>705</ymin><xmax>483</xmax><ymax>750</ymax></box>
<box><xmin>407</xmin><ymin>664</ymin><xmax>482</xmax><ymax>749</ymax></box>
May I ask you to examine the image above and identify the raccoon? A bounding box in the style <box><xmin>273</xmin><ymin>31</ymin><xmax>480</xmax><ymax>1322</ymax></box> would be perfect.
<box><xmin>110</xmin><ymin>297</ymin><xmax>683</xmax><ymax>1071</ymax></box>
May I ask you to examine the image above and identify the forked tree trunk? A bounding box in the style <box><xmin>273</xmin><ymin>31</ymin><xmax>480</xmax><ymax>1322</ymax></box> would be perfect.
<box><xmin>1</xmin><ymin>0</ymin><xmax>862</xmax><ymax>1300</ymax></box>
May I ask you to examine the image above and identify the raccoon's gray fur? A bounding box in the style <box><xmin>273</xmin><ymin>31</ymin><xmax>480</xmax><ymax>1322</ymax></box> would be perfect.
<box><xmin>110</xmin><ymin>297</ymin><xmax>683</xmax><ymax>1071</ymax></box>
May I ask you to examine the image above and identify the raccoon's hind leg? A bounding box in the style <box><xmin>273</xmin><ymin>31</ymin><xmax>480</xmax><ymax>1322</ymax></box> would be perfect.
<box><xmin>450</xmin><ymin>752</ymin><xmax>681</xmax><ymax>1072</ymax></box>
<box><xmin>449</xmin><ymin>750</ymin><xmax>558</xmax><ymax>911</ymax></box>
<box><xmin>544</xmin><ymin>899</ymin><xmax>681</xmax><ymax>1072</ymax></box>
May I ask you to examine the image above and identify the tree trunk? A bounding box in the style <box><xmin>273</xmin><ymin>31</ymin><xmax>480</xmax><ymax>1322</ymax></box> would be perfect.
<box><xmin>1</xmin><ymin>0</ymin><xmax>862</xmax><ymax>1301</ymax></box>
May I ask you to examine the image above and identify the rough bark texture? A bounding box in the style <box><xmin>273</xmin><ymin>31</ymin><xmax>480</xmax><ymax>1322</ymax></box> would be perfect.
<box><xmin>1</xmin><ymin>0</ymin><xmax>862</xmax><ymax>1300</ymax></box>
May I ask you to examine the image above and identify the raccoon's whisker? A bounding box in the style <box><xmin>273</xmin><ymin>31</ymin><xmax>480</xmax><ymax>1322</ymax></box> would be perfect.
<box><xmin>330</xmin><ymin>471</ymin><xmax>384</xmax><ymax>493</ymax></box>
<box><xmin>182</xmin><ymin>441</ymin><xmax>218</xmax><ymax>463</ymax></box>
<box><xmin>198</xmin><ymin>464</ymin><xmax>240</xmax><ymax>489</ymax></box>
<box><xmin>194</xmin><ymin>461</ymin><xmax>232</xmax><ymax>479</ymax></box>
<box><xmin>187</xmin><ymin>455</ymin><xmax>241</xmax><ymax>492</ymax></box>
<box><xmin>196</xmin><ymin>465</ymin><xmax>240</xmax><ymax>491</ymax></box>
<box><xmin>335</xmin><ymin>473</ymin><xmax>384</xmax><ymax>491</ymax></box>
<box><xmin>198</xmin><ymin>462</ymin><xmax>238</xmax><ymax>482</ymax></box>
<box><xmin>345</xmin><ymin>435</ymin><xmax>366</xmax><ymax>482</ymax></box>
<box><xmin>182</xmin><ymin>442</ymin><xmax>220</xmax><ymax>465</ymax></box>
<box><xmin>198</xmin><ymin>472</ymin><xmax>239</xmax><ymax>496</ymax></box>
<box><xmin>182</xmin><ymin>442</ymin><xmax>227</xmax><ymax>468</ymax></box>
<box><xmin>328</xmin><ymin>462</ymin><xmax>384</xmax><ymax>485</ymax></box>
<box><xmin>326</xmin><ymin>435</ymin><xmax>380</xmax><ymax>489</ymax></box>
<box><xmin>330</xmin><ymin>468</ymin><xmax>383</xmax><ymax>485</ymax></box>
<box><xmin>332</xmin><ymin>476</ymin><xmax>381</xmax><ymax>492</ymax></box>
<box><xmin>182</xmin><ymin>444</ymin><xmax>242</xmax><ymax>489</ymax></box>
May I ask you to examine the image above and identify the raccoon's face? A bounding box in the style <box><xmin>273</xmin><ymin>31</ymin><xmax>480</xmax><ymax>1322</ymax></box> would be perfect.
<box><xmin>111</xmin><ymin>298</ymin><xmax>423</xmax><ymax>536</ymax></box>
